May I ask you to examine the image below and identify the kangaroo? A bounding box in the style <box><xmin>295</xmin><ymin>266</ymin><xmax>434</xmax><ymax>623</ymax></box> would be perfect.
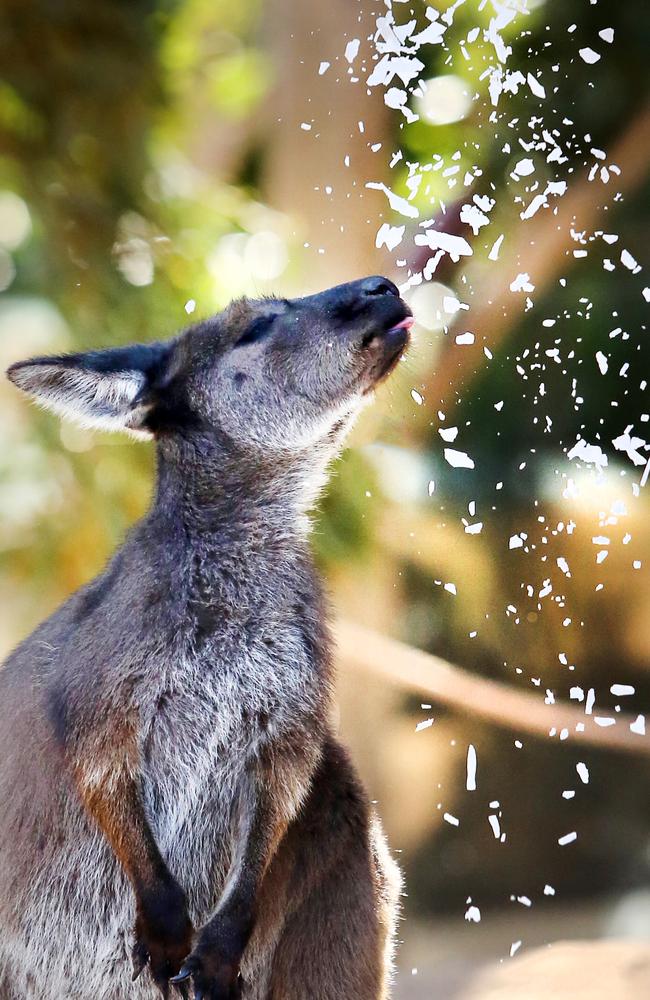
<box><xmin>0</xmin><ymin>276</ymin><xmax>412</xmax><ymax>1000</ymax></box>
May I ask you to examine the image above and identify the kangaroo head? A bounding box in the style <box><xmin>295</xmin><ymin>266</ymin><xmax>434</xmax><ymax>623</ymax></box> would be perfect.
<box><xmin>7</xmin><ymin>277</ymin><xmax>413</xmax><ymax>457</ymax></box>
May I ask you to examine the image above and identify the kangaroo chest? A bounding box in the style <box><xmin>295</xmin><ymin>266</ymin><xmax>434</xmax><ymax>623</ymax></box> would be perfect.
<box><xmin>137</xmin><ymin>620</ymin><xmax>322</xmax><ymax>916</ymax></box>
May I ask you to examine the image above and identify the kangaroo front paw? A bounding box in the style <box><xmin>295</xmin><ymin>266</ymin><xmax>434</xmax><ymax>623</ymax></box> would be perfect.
<box><xmin>131</xmin><ymin>878</ymin><xmax>194</xmax><ymax>997</ymax></box>
<box><xmin>171</xmin><ymin>954</ymin><xmax>244</xmax><ymax>1000</ymax></box>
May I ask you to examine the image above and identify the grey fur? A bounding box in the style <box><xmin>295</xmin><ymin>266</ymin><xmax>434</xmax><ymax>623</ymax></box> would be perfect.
<box><xmin>0</xmin><ymin>277</ymin><xmax>411</xmax><ymax>1000</ymax></box>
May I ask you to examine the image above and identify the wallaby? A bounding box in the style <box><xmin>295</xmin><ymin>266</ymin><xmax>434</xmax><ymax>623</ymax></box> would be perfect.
<box><xmin>0</xmin><ymin>276</ymin><xmax>413</xmax><ymax>1000</ymax></box>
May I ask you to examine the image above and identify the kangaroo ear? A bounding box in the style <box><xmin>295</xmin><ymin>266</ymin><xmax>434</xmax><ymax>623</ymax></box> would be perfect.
<box><xmin>6</xmin><ymin>342</ymin><xmax>171</xmax><ymax>438</ymax></box>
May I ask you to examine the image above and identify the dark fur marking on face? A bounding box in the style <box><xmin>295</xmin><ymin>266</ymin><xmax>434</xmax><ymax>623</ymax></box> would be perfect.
<box><xmin>235</xmin><ymin>314</ymin><xmax>277</xmax><ymax>347</ymax></box>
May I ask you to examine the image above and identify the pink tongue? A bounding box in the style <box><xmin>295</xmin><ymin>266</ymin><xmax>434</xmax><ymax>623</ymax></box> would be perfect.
<box><xmin>390</xmin><ymin>316</ymin><xmax>415</xmax><ymax>331</ymax></box>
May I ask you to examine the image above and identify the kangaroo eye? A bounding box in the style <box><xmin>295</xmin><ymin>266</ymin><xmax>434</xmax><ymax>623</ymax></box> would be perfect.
<box><xmin>235</xmin><ymin>315</ymin><xmax>276</xmax><ymax>347</ymax></box>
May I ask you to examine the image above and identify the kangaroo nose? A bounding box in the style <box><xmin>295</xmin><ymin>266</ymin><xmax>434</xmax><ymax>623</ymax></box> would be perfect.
<box><xmin>360</xmin><ymin>276</ymin><xmax>400</xmax><ymax>298</ymax></box>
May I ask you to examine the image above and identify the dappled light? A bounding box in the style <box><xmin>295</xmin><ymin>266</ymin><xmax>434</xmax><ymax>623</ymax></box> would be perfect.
<box><xmin>0</xmin><ymin>0</ymin><xmax>649</xmax><ymax>995</ymax></box>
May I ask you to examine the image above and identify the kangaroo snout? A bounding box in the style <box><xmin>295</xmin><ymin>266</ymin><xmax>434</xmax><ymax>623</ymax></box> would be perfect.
<box><xmin>349</xmin><ymin>276</ymin><xmax>413</xmax><ymax>387</ymax></box>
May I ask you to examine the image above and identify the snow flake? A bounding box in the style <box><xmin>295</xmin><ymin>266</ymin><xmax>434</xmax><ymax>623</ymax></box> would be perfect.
<box><xmin>366</xmin><ymin>182</ymin><xmax>419</xmax><ymax>219</ymax></box>
<box><xmin>527</xmin><ymin>73</ymin><xmax>545</xmax><ymax>99</ymax></box>
<box><xmin>444</xmin><ymin>448</ymin><xmax>475</xmax><ymax>469</ymax></box>
<box><xmin>375</xmin><ymin>223</ymin><xmax>405</xmax><ymax>252</ymax></box>
<box><xmin>613</xmin><ymin>427</ymin><xmax>647</xmax><ymax>466</ymax></box>
<box><xmin>414</xmin><ymin>228</ymin><xmax>473</xmax><ymax>261</ymax></box>
<box><xmin>631</xmin><ymin>715</ymin><xmax>646</xmax><ymax>736</ymax></box>
<box><xmin>510</xmin><ymin>272</ymin><xmax>535</xmax><ymax>293</ymax></box>
<box><xmin>579</xmin><ymin>47</ymin><xmax>601</xmax><ymax>64</ymax></box>
<box><xmin>488</xmin><ymin>234</ymin><xmax>504</xmax><ymax>260</ymax></box>
<box><xmin>345</xmin><ymin>39</ymin><xmax>360</xmax><ymax>63</ymax></box>
<box><xmin>567</xmin><ymin>439</ymin><xmax>608</xmax><ymax>470</ymax></box>
<box><xmin>466</xmin><ymin>744</ymin><xmax>477</xmax><ymax>791</ymax></box>
<box><xmin>512</xmin><ymin>158</ymin><xmax>535</xmax><ymax>178</ymax></box>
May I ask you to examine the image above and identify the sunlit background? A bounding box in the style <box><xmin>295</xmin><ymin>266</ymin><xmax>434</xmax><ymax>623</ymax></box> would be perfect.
<box><xmin>0</xmin><ymin>0</ymin><xmax>649</xmax><ymax>995</ymax></box>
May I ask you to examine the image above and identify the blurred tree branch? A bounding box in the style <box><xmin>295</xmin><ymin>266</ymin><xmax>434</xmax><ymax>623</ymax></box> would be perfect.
<box><xmin>336</xmin><ymin>619</ymin><xmax>649</xmax><ymax>754</ymax></box>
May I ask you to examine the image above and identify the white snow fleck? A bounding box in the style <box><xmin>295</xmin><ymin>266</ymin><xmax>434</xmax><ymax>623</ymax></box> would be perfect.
<box><xmin>558</xmin><ymin>831</ymin><xmax>577</xmax><ymax>846</ymax></box>
<box><xmin>621</xmin><ymin>249</ymin><xmax>641</xmax><ymax>273</ymax></box>
<box><xmin>345</xmin><ymin>39</ymin><xmax>360</xmax><ymax>63</ymax></box>
<box><xmin>630</xmin><ymin>715</ymin><xmax>646</xmax><ymax>736</ymax></box>
<box><xmin>439</xmin><ymin>426</ymin><xmax>459</xmax><ymax>442</ymax></box>
<box><xmin>611</xmin><ymin>684</ymin><xmax>635</xmax><ymax>697</ymax></box>
<box><xmin>459</xmin><ymin>202</ymin><xmax>490</xmax><ymax>235</ymax></box>
<box><xmin>466</xmin><ymin>744</ymin><xmax>477</xmax><ymax>791</ymax></box>
<box><xmin>520</xmin><ymin>180</ymin><xmax>567</xmax><ymax>220</ymax></box>
<box><xmin>510</xmin><ymin>941</ymin><xmax>522</xmax><ymax>958</ymax></box>
<box><xmin>443</xmin><ymin>812</ymin><xmax>459</xmax><ymax>826</ymax></box>
<box><xmin>455</xmin><ymin>332</ymin><xmax>475</xmax><ymax>345</ymax></box>
<box><xmin>510</xmin><ymin>272</ymin><xmax>535</xmax><ymax>293</ymax></box>
<box><xmin>414</xmin><ymin>228</ymin><xmax>473</xmax><ymax>261</ymax></box>
<box><xmin>444</xmin><ymin>448</ymin><xmax>475</xmax><ymax>469</ymax></box>
<box><xmin>596</xmin><ymin>351</ymin><xmax>608</xmax><ymax>374</ymax></box>
<box><xmin>513</xmin><ymin>157</ymin><xmax>535</xmax><ymax>178</ymax></box>
<box><xmin>184</xmin><ymin>299</ymin><xmax>196</xmax><ymax>315</ymax></box>
<box><xmin>465</xmin><ymin>905</ymin><xmax>481</xmax><ymax>923</ymax></box>
<box><xmin>318</xmin><ymin>61</ymin><xmax>330</xmax><ymax>75</ymax></box>
<box><xmin>509</xmin><ymin>534</ymin><xmax>524</xmax><ymax>550</ymax></box>
<box><xmin>599</xmin><ymin>28</ymin><xmax>614</xmax><ymax>43</ymax></box>
<box><xmin>375</xmin><ymin>223</ymin><xmax>405</xmax><ymax>251</ymax></box>
<box><xmin>576</xmin><ymin>762</ymin><xmax>589</xmax><ymax>784</ymax></box>
<box><xmin>488</xmin><ymin>814</ymin><xmax>501</xmax><ymax>839</ymax></box>
<box><xmin>366</xmin><ymin>182</ymin><xmax>419</xmax><ymax>219</ymax></box>
<box><xmin>579</xmin><ymin>47</ymin><xmax>601</xmax><ymax>64</ymax></box>
<box><xmin>443</xmin><ymin>294</ymin><xmax>463</xmax><ymax>314</ymax></box>
<box><xmin>411</xmin><ymin>389</ymin><xmax>424</xmax><ymax>405</ymax></box>
<box><xmin>416</xmin><ymin>718</ymin><xmax>434</xmax><ymax>732</ymax></box>
<box><xmin>488</xmin><ymin>233</ymin><xmax>505</xmax><ymax>260</ymax></box>
<box><xmin>444</xmin><ymin>582</ymin><xmax>457</xmax><ymax>596</ymax></box>
<box><xmin>613</xmin><ymin>427</ymin><xmax>647</xmax><ymax>466</ymax></box>
<box><xmin>527</xmin><ymin>73</ymin><xmax>545</xmax><ymax>99</ymax></box>
<box><xmin>567</xmin><ymin>439</ymin><xmax>608</xmax><ymax>470</ymax></box>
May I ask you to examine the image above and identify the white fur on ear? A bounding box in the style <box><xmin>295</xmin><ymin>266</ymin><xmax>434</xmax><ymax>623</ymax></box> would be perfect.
<box><xmin>7</xmin><ymin>361</ymin><xmax>153</xmax><ymax>438</ymax></box>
